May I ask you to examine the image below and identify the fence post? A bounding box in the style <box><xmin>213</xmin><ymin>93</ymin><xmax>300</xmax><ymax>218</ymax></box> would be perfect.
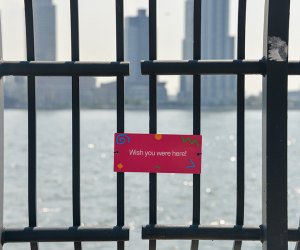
<box><xmin>262</xmin><ymin>0</ymin><xmax>290</xmax><ymax>250</ymax></box>
<box><xmin>0</xmin><ymin>13</ymin><xmax>4</xmax><ymax>250</ymax></box>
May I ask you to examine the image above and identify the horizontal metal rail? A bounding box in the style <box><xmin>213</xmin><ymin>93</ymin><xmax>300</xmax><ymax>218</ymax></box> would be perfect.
<box><xmin>141</xmin><ymin>60</ymin><xmax>265</xmax><ymax>75</ymax></box>
<box><xmin>287</xmin><ymin>61</ymin><xmax>300</xmax><ymax>75</ymax></box>
<box><xmin>142</xmin><ymin>225</ymin><xmax>300</xmax><ymax>242</ymax></box>
<box><xmin>1</xmin><ymin>226</ymin><xmax>129</xmax><ymax>244</ymax></box>
<box><xmin>141</xmin><ymin>60</ymin><xmax>300</xmax><ymax>76</ymax></box>
<box><xmin>142</xmin><ymin>225</ymin><xmax>262</xmax><ymax>241</ymax></box>
<box><xmin>0</xmin><ymin>61</ymin><xmax>129</xmax><ymax>76</ymax></box>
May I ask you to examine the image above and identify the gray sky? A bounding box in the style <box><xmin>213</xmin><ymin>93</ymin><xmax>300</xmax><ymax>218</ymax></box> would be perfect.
<box><xmin>1</xmin><ymin>0</ymin><xmax>300</xmax><ymax>96</ymax></box>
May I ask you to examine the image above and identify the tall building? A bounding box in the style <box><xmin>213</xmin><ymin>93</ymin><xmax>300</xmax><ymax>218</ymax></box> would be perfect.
<box><xmin>31</xmin><ymin>0</ymin><xmax>97</xmax><ymax>109</ymax></box>
<box><xmin>179</xmin><ymin>0</ymin><xmax>236</xmax><ymax>107</ymax></box>
<box><xmin>124</xmin><ymin>9</ymin><xmax>167</xmax><ymax>106</ymax></box>
<box><xmin>125</xmin><ymin>9</ymin><xmax>148</xmax><ymax>83</ymax></box>
<box><xmin>33</xmin><ymin>0</ymin><xmax>65</xmax><ymax>109</ymax></box>
<box><xmin>33</xmin><ymin>0</ymin><xmax>56</xmax><ymax>60</ymax></box>
<box><xmin>98</xmin><ymin>10</ymin><xmax>167</xmax><ymax>108</ymax></box>
<box><xmin>98</xmin><ymin>9</ymin><xmax>168</xmax><ymax>108</ymax></box>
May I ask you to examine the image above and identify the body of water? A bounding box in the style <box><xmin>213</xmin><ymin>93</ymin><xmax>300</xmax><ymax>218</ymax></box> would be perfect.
<box><xmin>3</xmin><ymin>109</ymin><xmax>300</xmax><ymax>250</ymax></box>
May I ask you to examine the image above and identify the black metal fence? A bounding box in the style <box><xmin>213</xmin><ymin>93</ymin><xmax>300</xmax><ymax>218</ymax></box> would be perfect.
<box><xmin>0</xmin><ymin>0</ymin><xmax>300</xmax><ymax>250</ymax></box>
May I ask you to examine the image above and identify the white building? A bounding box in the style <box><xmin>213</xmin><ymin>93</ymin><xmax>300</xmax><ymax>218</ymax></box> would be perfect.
<box><xmin>179</xmin><ymin>0</ymin><xmax>236</xmax><ymax>107</ymax></box>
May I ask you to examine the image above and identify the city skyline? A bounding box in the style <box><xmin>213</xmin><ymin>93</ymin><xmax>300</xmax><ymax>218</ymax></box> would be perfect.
<box><xmin>0</xmin><ymin>0</ymin><xmax>300</xmax><ymax>96</ymax></box>
<box><xmin>3</xmin><ymin>0</ymin><xmax>99</xmax><ymax>109</ymax></box>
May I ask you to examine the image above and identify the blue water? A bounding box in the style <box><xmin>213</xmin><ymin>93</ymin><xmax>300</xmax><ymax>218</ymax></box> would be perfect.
<box><xmin>3</xmin><ymin>110</ymin><xmax>300</xmax><ymax>250</ymax></box>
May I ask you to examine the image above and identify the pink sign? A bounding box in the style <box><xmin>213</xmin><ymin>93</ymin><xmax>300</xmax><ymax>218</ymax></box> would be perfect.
<box><xmin>114</xmin><ymin>133</ymin><xmax>202</xmax><ymax>174</ymax></box>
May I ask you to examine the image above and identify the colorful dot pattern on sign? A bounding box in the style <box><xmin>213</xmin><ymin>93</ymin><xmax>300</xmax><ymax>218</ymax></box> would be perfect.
<box><xmin>114</xmin><ymin>133</ymin><xmax>202</xmax><ymax>174</ymax></box>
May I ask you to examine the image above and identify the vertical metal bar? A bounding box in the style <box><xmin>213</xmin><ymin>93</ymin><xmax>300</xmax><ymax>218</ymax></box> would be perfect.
<box><xmin>70</xmin><ymin>0</ymin><xmax>81</xmax><ymax>249</ymax></box>
<box><xmin>149</xmin><ymin>1</ymin><xmax>157</xmax><ymax>250</ymax></box>
<box><xmin>24</xmin><ymin>1</ymin><xmax>38</xmax><ymax>249</ymax></box>
<box><xmin>116</xmin><ymin>0</ymin><xmax>125</xmax><ymax>249</ymax></box>
<box><xmin>191</xmin><ymin>1</ymin><xmax>201</xmax><ymax>250</ymax></box>
<box><xmin>233</xmin><ymin>1</ymin><xmax>246</xmax><ymax>250</ymax></box>
<box><xmin>0</xmin><ymin>15</ymin><xmax>4</xmax><ymax>250</ymax></box>
<box><xmin>262</xmin><ymin>0</ymin><xmax>290</xmax><ymax>249</ymax></box>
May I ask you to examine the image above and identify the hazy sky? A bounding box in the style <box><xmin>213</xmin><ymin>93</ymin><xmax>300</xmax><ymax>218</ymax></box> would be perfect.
<box><xmin>0</xmin><ymin>0</ymin><xmax>300</xmax><ymax>96</ymax></box>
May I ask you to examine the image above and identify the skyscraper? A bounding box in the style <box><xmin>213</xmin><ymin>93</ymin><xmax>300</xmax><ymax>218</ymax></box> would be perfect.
<box><xmin>179</xmin><ymin>0</ymin><xmax>236</xmax><ymax>107</ymax></box>
<box><xmin>32</xmin><ymin>0</ymin><xmax>70</xmax><ymax>109</ymax></box>
<box><xmin>125</xmin><ymin>9</ymin><xmax>148</xmax><ymax>82</ymax></box>
<box><xmin>33</xmin><ymin>0</ymin><xmax>56</xmax><ymax>60</ymax></box>
<box><xmin>124</xmin><ymin>9</ymin><xmax>167</xmax><ymax>105</ymax></box>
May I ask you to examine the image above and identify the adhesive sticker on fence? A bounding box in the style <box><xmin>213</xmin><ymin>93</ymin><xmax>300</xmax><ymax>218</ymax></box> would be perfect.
<box><xmin>114</xmin><ymin>133</ymin><xmax>202</xmax><ymax>174</ymax></box>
